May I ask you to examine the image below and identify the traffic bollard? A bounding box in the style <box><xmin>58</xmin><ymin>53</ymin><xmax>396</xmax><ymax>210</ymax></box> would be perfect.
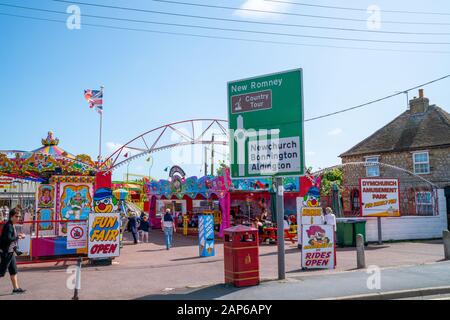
<box><xmin>356</xmin><ymin>234</ymin><xmax>366</xmax><ymax>269</ymax></box>
<box><xmin>443</xmin><ymin>230</ymin><xmax>450</xmax><ymax>261</ymax></box>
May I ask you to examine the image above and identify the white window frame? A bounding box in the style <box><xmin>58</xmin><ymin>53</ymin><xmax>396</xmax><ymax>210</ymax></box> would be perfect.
<box><xmin>412</xmin><ymin>151</ymin><xmax>430</xmax><ymax>175</ymax></box>
<box><xmin>365</xmin><ymin>155</ymin><xmax>380</xmax><ymax>177</ymax></box>
<box><xmin>415</xmin><ymin>191</ymin><xmax>434</xmax><ymax>216</ymax></box>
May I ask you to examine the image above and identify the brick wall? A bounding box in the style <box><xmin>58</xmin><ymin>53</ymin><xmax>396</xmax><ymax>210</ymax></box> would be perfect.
<box><xmin>341</xmin><ymin>147</ymin><xmax>450</xmax><ymax>188</ymax></box>
<box><xmin>339</xmin><ymin>147</ymin><xmax>450</xmax><ymax>217</ymax></box>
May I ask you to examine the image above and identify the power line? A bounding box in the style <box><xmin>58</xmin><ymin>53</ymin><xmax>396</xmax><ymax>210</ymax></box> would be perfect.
<box><xmin>1</xmin><ymin>11</ymin><xmax>449</xmax><ymax>54</ymax></box>
<box><xmin>265</xmin><ymin>0</ymin><xmax>450</xmax><ymax>16</ymax></box>
<box><xmin>3</xmin><ymin>4</ymin><xmax>450</xmax><ymax>45</ymax></box>
<box><xmin>304</xmin><ymin>74</ymin><xmax>450</xmax><ymax>122</ymax></box>
<box><xmin>151</xmin><ymin>0</ymin><xmax>450</xmax><ymax>26</ymax></box>
<box><xmin>46</xmin><ymin>0</ymin><xmax>450</xmax><ymax>36</ymax></box>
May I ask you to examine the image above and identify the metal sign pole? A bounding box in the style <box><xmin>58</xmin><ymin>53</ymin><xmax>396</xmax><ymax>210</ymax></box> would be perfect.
<box><xmin>377</xmin><ymin>217</ymin><xmax>383</xmax><ymax>245</ymax></box>
<box><xmin>72</xmin><ymin>257</ymin><xmax>82</xmax><ymax>300</ymax></box>
<box><xmin>276</xmin><ymin>177</ymin><xmax>285</xmax><ymax>280</ymax></box>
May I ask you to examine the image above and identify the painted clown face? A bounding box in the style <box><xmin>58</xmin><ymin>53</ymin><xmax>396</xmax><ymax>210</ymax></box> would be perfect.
<box><xmin>93</xmin><ymin>188</ymin><xmax>115</xmax><ymax>213</ymax></box>
<box><xmin>94</xmin><ymin>197</ymin><xmax>113</xmax><ymax>213</ymax></box>
<box><xmin>307</xmin><ymin>226</ymin><xmax>329</xmax><ymax>246</ymax></box>
<box><xmin>303</xmin><ymin>187</ymin><xmax>320</xmax><ymax>207</ymax></box>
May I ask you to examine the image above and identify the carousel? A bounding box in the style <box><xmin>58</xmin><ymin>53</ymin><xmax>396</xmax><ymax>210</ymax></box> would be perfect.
<box><xmin>0</xmin><ymin>131</ymin><xmax>98</xmax><ymax>261</ymax></box>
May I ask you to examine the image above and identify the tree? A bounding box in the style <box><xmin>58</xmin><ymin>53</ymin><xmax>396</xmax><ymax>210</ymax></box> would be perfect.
<box><xmin>216</xmin><ymin>161</ymin><xmax>230</xmax><ymax>176</ymax></box>
<box><xmin>320</xmin><ymin>167</ymin><xmax>343</xmax><ymax>195</ymax></box>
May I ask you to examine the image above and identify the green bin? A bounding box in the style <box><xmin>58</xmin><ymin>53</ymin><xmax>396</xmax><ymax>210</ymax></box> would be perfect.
<box><xmin>336</xmin><ymin>221</ymin><xmax>354</xmax><ymax>247</ymax></box>
<box><xmin>353</xmin><ymin>220</ymin><xmax>367</xmax><ymax>245</ymax></box>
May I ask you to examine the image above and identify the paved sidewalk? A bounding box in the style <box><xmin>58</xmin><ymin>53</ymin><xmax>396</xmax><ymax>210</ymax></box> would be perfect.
<box><xmin>140</xmin><ymin>261</ymin><xmax>450</xmax><ymax>300</ymax></box>
<box><xmin>0</xmin><ymin>230</ymin><xmax>446</xmax><ymax>300</ymax></box>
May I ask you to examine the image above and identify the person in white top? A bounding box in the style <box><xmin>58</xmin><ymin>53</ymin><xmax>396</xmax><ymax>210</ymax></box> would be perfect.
<box><xmin>283</xmin><ymin>216</ymin><xmax>290</xmax><ymax>230</ymax></box>
<box><xmin>323</xmin><ymin>207</ymin><xmax>337</xmax><ymax>231</ymax></box>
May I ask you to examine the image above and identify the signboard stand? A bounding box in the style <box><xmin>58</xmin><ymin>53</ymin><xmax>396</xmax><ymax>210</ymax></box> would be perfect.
<box><xmin>275</xmin><ymin>177</ymin><xmax>285</xmax><ymax>280</ymax></box>
<box><xmin>88</xmin><ymin>212</ymin><xmax>121</xmax><ymax>264</ymax></box>
<box><xmin>359</xmin><ymin>177</ymin><xmax>401</xmax><ymax>245</ymax></box>
<box><xmin>198</xmin><ymin>215</ymin><xmax>215</xmax><ymax>257</ymax></box>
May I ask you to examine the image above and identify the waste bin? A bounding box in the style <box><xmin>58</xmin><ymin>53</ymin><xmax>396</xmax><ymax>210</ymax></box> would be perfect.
<box><xmin>223</xmin><ymin>225</ymin><xmax>259</xmax><ymax>287</ymax></box>
<box><xmin>336</xmin><ymin>221</ymin><xmax>354</xmax><ymax>247</ymax></box>
<box><xmin>353</xmin><ymin>220</ymin><xmax>367</xmax><ymax>245</ymax></box>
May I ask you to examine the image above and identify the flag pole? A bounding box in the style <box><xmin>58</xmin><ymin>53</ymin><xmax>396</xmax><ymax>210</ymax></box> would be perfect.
<box><xmin>98</xmin><ymin>85</ymin><xmax>104</xmax><ymax>162</ymax></box>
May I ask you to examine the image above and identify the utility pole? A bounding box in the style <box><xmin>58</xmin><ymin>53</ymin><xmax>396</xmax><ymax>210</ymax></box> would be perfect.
<box><xmin>211</xmin><ymin>134</ymin><xmax>215</xmax><ymax>176</ymax></box>
<box><xmin>204</xmin><ymin>146</ymin><xmax>208</xmax><ymax>176</ymax></box>
<box><xmin>275</xmin><ymin>177</ymin><xmax>286</xmax><ymax>280</ymax></box>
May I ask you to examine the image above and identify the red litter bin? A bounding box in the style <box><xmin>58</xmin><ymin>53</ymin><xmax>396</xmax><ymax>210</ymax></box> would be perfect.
<box><xmin>223</xmin><ymin>225</ymin><xmax>259</xmax><ymax>287</ymax></box>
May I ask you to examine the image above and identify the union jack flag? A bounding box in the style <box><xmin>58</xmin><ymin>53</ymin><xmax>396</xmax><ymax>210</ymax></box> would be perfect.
<box><xmin>84</xmin><ymin>89</ymin><xmax>103</xmax><ymax>114</ymax></box>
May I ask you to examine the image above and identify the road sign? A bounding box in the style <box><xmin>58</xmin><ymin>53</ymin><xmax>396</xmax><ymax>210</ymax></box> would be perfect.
<box><xmin>227</xmin><ymin>69</ymin><xmax>304</xmax><ymax>178</ymax></box>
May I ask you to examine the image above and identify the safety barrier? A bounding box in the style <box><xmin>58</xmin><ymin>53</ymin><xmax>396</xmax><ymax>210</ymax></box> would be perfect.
<box><xmin>0</xmin><ymin>219</ymin><xmax>88</xmax><ymax>265</ymax></box>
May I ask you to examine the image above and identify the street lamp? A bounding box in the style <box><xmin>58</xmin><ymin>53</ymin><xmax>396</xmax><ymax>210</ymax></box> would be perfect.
<box><xmin>146</xmin><ymin>156</ymin><xmax>153</xmax><ymax>179</ymax></box>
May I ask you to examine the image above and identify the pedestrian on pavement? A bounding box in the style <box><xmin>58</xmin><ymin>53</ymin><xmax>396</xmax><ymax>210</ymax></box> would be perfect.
<box><xmin>162</xmin><ymin>209</ymin><xmax>176</xmax><ymax>250</ymax></box>
<box><xmin>0</xmin><ymin>208</ymin><xmax>26</xmax><ymax>294</ymax></box>
<box><xmin>139</xmin><ymin>215</ymin><xmax>151</xmax><ymax>243</ymax></box>
<box><xmin>324</xmin><ymin>207</ymin><xmax>337</xmax><ymax>232</ymax></box>
<box><xmin>128</xmin><ymin>212</ymin><xmax>140</xmax><ymax>244</ymax></box>
<box><xmin>324</xmin><ymin>207</ymin><xmax>337</xmax><ymax>268</ymax></box>
<box><xmin>283</xmin><ymin>215</ymin><xmax>290</xmax><ymax>230</ymax></box>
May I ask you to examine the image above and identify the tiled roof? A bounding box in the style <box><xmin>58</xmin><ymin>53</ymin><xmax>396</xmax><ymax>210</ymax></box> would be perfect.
<box><xmin>340</xmin><ymin>105</ymin><xmax>450</xmax><ymax>157</ymax></box>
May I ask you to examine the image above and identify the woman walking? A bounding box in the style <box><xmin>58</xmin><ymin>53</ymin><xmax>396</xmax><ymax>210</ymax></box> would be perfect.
<box><xmin>162</xmin><ymin>209</ymin><xmax>176</xmax><ymax>250</ymax></box>
<box><xmin>0</xmin><ymin>208</ymin><xmax>26</xmax><ymax>294</ymax></box>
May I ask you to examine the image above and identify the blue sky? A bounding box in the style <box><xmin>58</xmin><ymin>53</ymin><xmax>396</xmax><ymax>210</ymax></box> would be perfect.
<box><xmin>1</xmin><ymin>0</ymin><xmax>449</xmax><ymax>180</ymax></box>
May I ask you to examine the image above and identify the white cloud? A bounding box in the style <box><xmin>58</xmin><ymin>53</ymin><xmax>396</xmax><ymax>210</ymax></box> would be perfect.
<box><xmin>106</xmin><ymin>142</ymin><xmax>135</xmax><ymax>156</ymax></box>
<box><xmin>234</xmin><ymin>0</ymin><xmax>291</xmax><ymax>20</ymax></box>
<box><xmin>328</xmin><ymin>128</ymin><xmax>343</xmax><ymax>136</ymax></box>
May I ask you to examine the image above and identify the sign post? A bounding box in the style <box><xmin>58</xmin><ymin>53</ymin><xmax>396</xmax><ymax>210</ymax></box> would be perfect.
<box><xmin>275</xmin><ymin>177</ymin><xmax>285</xmax><ymax>279</ymax></box>
<box><xmin>227</xmin><ymin>69</ymin><xmax>304</xmax><ymax>280</ymax></box>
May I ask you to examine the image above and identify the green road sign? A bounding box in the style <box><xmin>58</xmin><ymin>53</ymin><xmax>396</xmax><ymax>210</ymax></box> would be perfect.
<box><xmin>227</xmin><ymin>69</ymin><xmax>304</xmax><ymax>178</ymax></box>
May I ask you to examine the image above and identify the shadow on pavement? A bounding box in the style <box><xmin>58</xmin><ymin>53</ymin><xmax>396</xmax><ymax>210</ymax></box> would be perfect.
<box><xmin>136</xmin><ymin>284</ymin><xmax>245</xmax><ymax>300</ymax></box>
<box><xmin>122</xmin><ymin>230</ymin><xmax>197</xmax><ymax>248</ymax></box>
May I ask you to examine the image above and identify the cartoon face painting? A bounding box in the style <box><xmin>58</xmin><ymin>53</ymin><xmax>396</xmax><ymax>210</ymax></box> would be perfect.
<box><xmin>303</xmin><ymin>186</ymin><xmax>320</xmax><ymax>207</ymax></box>
<box><xmin>38</xmin><ymin>185</ymin><xmax>54</xmax><ymax>208</ymax></box>
<box><xmin>307</xmin><ymin>225</ymin><xmax>330</xmax><ymax>246</ymax></box>
<box><xmin>93</xmin><ymin>188</ymin><xmax>116</xmax><ymax>213</ymax></box>
<box><xmin>61</xmin><ymin>185</ymin><xmax>92</xmax><ymax>221</ymax></box>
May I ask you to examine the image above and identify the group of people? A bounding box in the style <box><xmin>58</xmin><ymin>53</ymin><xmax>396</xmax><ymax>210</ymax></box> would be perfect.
<box><xmin>252</xmin><ymin>207</ymin><xmax>336</xmax><ymax>240</ymax></box>
<box><xmin>124</xmin><ymin>208</ymin><xmax>177</xmax><ymax>250</ymax></box>
<box><xmin>124</xmin><ymin>211</ymin><xmax>152</xmax><ymax>245</ymax></box>
<box><xmin>0</xmin><ymin>205</ymin><xmax>35</xmax><ymax>223</ymax></box>
<box><xmin>0</xmin><ymin>206</ymin><xmax>10</xmax><ymax>222</ymax></box>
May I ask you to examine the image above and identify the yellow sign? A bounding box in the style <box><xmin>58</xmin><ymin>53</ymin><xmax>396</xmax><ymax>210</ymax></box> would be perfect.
<box><xmin>302</xmin><ymin>207</ymin><xmax>322</xmax><ymax>216</ymax></box>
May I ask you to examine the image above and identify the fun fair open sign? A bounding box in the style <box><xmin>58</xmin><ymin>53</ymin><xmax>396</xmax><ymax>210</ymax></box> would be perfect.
<box><xmin>88</xmin><ymin>212</ymin><xmax>121</xmax><ymax>258</ymax></box>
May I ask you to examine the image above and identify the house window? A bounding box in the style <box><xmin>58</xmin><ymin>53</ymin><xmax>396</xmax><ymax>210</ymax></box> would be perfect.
<box><xmin>413</xmin><ymin>152</ymin><xmax>430</xmax><ymax>174</ymax></box>
<box><xmin>365</xmin><ymin>156</ymin><xmax>380</xmax><ymax>177</ymax></box>
<box><xmin>416</xmin><ymin>192</ymin><xmax>433</xmax><ymax>216</ymax></box>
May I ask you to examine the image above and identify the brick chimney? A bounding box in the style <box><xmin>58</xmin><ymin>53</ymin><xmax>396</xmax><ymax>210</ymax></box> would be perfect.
<box><xmin>409</xmin><ymin>89</ymin><xmax>429</xmax><ymax>114</ymax></box>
